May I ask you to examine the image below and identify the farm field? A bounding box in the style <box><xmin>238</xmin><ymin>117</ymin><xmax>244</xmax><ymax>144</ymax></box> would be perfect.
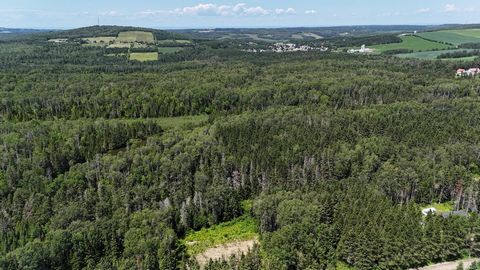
<box><xmin>129</xmin><ymin>52</ymin><xmax>158</xmax><ymax>61</ymax></box>
<box><xmin>417</xmin><ymin>29</ymin><xmax>480</xmax><ymax>45</ymax></box>
<box><xmin>396</xmin><ymin>49</ymin><xmax>474</xmax><ymax>59</ymax></box>
<box><xmin>117</xmin><ymin>31</ymin><xmax>155</xmax><ymax>43</ymax></box>
<box><xmin>371</xmin><ymin>35</ymin><xmax>452</xmax><ymax>52</ymax></box>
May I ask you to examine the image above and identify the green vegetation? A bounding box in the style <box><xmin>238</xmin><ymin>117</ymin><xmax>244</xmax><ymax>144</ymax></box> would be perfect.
<box><xmin>2</xmin><ymin>25</ymin><xmax>480</xmax><ymax>270</ymax></box>
<box><xmin>158</xmin><ymin>47</ymin><xmax>183</xmax><ymax>54</ymax></box>
<box><xmin>117</xmin><ymin>31</ymin><xmax>155</xmax><ymax>43</ymax></box>
<box><xmin>423</xmin><ymin>202</ymin><xmax>455</xmax><ymax>214</ymax></box>
<box><xmin>183</xmin><ymin>213</ymin><xmax>258</xmax><ymax>255</ymax></box>
<box><xmin>371</xmin><ymin>35</ymin><xmax>452</xmax><ymax>52</ymax></box>
<box><xmin>82</xmin><ymin>36</ymin><xmax>116</xmax><ymax>44</ymax></box>
<box><xmin>418</xmin><ymin>29</ymin><xmax>480</xmax><ymax>46</ymax></box>
<box><xmin>129</xmin><ymin>52</ymin><xmax>158</xmax><ymax>61</ymax></box>
<box><xmin>396</xmin><ymin>49</ymin><xmax>474</xmax><ymax>60</ymax></box>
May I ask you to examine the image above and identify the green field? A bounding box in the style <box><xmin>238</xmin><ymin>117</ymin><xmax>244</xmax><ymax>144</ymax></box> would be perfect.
<box><xmin>182</xmin><ymin>200</ymin><xmax>258</xmax><ymax>255</ymax></box>
<box><xmin>117</xmin><ymin>31</ymin><xmax>155</xmax><ymax>43</ymax></box>
<box><xmin>158</xmin><ymin>47</ymin><xmax>183</xmax><ymax>54</ymax></box>
<box><xmin>371</xmin><ymin>35</ymin><xmax>452</xmax><ymax>52</ymax></box>
<box><xmin>396</xmin><ymin>49</ymin><xmax>474</xmax><ymax>60</ymax></box>
<box><xmin>129</xmin><ymin>52</ymin><xmax>158</xmax><ymax>62</ymax></box>
<box><xmin>417</xmin><ymin>29</ymin><xmax>480</xmax><ymax>45</ymax></box>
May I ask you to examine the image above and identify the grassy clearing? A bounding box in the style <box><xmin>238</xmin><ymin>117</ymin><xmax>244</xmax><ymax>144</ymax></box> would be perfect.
<box><xmin>418</xmin><ymin>30</ymin><xmax>480</xmax><ymax>45</ymax></box>
<box><xmin>183</xmin><ymin>200</ymin><xmax>258</xmax><ymax>255</ymax></box>
<box><xmin>129</xmin><ymin>52</ymin><xmax>158</xmax><ymax>62</ymax></box>
<box><xmin>303</xmin><ymin>32</ymin><xmax>323</xmax><ymax>39</ymax></box>
<box><xmin>396</xmin><ymin>49</ymin><xmax>474</xmax><ymax>60</ymax></box>
<box><xmin>371</xmin><ymin>36</ymin><xmax>452</xmax><ymax>52</ymax></box>
<box><xmin>422</xmin><ymin>202</ymin><xmax>454</xmax><ymax>214</ymax></box>
<box><xmin>441</xmin><ymin>56</ymin><xmax>478</xmax><ymax>62</ymax></box>
<box><xmin>117</xmin><ymin>31</ymin><xmax>155</xmax><ymax>43</ymax></box>
<box><xmin>158</xmin><ymin>47</ymin><xmax>183</xmax><ymax>54</ymax></box>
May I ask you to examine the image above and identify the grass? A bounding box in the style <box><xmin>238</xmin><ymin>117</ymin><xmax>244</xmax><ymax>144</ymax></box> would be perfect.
<box><xmin>303</xmin><ymin>32</ymin><xmax>323</xmax><ymax>39</ymax></box>
<box><xmin>371</xmin><ymin>36</ymin><xmax>452</xmax><ymax>52</ymax></box>
<box><xmin>117</xmin><ymin>31</ymin><xmax>155</xmax><ymax>43</ymax></box>
<box><xmin>158</xmin><ymin>47</ymin><xmax>183</xmax><ymax>54</ymax></box>
<box><xmin>422</xmin><ymin>202</ymin><xmax>454</xmax><ymax>214</ymax></box>
<box><xmin>417</xmin><ymin>29</ymin><xmax>480</xmax><ymax>46</ymax></box>
<box><xmin>441</xmin><ymin>56</ymin><xmax>478</xmax><ymax>62</ymax></box>
<box><xmin>129</xmin><ymin>52</ymin><xmax>158</xmax><ymax>62</ymax></box>
<box><xmin>396</xmin><ymin>49</ymin><xmax>474</xmax><ymax>60</ymax></box>
<box><xmin>107</xmin><ymin>43</ymin><xmax>131</xmax><ymax>48</ymax></box>
<box><xmin>182</xmin><ymin>200</ymin><xmax>258</xmax><ymax>255</ymax></box>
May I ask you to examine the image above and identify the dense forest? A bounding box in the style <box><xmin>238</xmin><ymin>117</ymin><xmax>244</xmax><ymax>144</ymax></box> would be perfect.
<box><xmin>1</xmin><ymin>26</ymin><xmax>480</xmax><ymax>270</ymax></box>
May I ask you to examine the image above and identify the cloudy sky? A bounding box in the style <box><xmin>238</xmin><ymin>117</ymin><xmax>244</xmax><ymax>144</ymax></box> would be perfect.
<box><xmin>1</xmin><ymin>0</ymin><xmax>480</xmax><ymax>29</ymax></box>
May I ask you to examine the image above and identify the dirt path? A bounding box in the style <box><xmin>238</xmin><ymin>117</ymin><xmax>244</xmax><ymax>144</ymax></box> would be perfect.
<box><xmin>412</xmin><ymin>258</ymin><xmax>478</xmax><ymax>270</ymax></box>
<box><xmin>195</xmin><ymin>238</ymin><xmax>259</xmax><ymax>268</ymax></box>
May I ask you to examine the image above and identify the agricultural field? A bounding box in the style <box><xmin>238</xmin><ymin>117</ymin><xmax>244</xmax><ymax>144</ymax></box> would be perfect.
<box><xmin>158</xmin><ymin>47</ymin><xmax>183</xmax><ymax>54</ymax></box>
<box><xmin>129</xmin><ymin>52</ymin><xmax>158</xmax><ymax>61</ymax></box>
<box><xmin>396</xmin><ymin>49</ymin><xmax>474</xmax><ymax>60</ymax></box>
<box><xmin>371</xmin><ymin>35</ymin><xmax>452</xmax><ymax>52</ymax></box>
<box><xmin>417</xmin><ymin>29</ymin><xmax>480</xmax><ymax>45</ymax></box>
<box><xmin>117</xmin><ymin>31</ymin><xmax>155</xmax><ymax>43</ymax></box>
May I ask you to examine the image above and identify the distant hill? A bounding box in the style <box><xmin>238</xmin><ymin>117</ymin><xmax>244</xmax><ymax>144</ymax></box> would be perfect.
<box><xmin>42</xmin><ymin>25</ymin><xmax>189</xmax><ymax>41</ymax></box>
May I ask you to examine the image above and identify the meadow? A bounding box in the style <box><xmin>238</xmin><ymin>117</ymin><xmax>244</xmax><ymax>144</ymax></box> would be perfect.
<box><xmin>129</xmin><ymin>52</ymin><xmax>158</xmax><ymax>61</ymax></box>
<box><xmin>117</xmin><ymin>31</ymin><xmax>155</xmax><ymax>43</ymax></box>
<box><xmin>417</xmin><ymin>29</ymin><xmax>480</xmax><ymax>45</ymax></box>
<box><xmin>371</xmin><ymin>35</ymin><xmax>452</xmax><ymax>52</ymax></box>
<box><xmin>395</xmin><ymin>49</ymin><xmax>474</xmax><ymax>60</ymax></box>
<box><xmin>158</xmin><ymin>47</ymin><xmax>183</xmax><ymax>54</ymax></box>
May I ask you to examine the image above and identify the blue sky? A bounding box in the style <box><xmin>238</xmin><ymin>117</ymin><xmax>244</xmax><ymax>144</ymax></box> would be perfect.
<box><xmin>1</xmin><ymin>0</ymin><xmax>480</xmax><ymax>29</ymax></box>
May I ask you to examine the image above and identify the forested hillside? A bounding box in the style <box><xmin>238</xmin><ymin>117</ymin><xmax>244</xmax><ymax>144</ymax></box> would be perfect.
<box><xmin>1</xmin><ymin>26</ymin><xmax>480</xmax><ymax>270</ymax></box>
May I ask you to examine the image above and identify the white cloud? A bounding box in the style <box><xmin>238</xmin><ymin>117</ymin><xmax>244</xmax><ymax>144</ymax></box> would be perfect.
<box><xmin>275</xmin><ymin>8</ymin><xmax>296</xmax><ymax>15</ymax></box>
<box><xmin>305</xmin><ymin>10</ymin><xmax>317</xmax><ymax>15</ymax></box>
<box><xmin>444</xmin><ymin>4</ymin><xmax>457</xmax><ymax>12</ymax></box>
<box><xmin>169</xmin><ymin>3</ymin><xmax>269</xmax><ymax>16</ymax></box>
<box><xmin>416</xmin><ymin>8</ymin><xmax>431</xmax><ymax>14</ymax></box>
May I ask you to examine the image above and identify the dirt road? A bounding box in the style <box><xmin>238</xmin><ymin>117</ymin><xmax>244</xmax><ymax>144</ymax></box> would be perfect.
<box><xmin>412</xmin><ymin>258</ymin><xmax>478</xmax><ymax>270</ymax></box>
<box><xmin>196</xmin><ymin>238</ymin><xmax>259</xmax><ymax>267</ymax></box>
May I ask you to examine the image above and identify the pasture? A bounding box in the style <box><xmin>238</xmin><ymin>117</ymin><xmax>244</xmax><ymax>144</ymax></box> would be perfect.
<box><xmin>129</xmin><ymin>52</ymin><xmax>158</xmax><ymax>62</ymax></box>
<box><xmin>417</xmin><ymin>29</ymin><xmax>480</xmax><ymax>45</ymax></box>
<box><xmin>396</xmin><ymin>49</ymin><xmax>474</xmax><ymax>60</ymax></box>
<box><xmin>117</xmin><ymin>31</ymin><xmax>155</xmax><ymax>43</ymax></box>
<box><xmin>371</xmin><ymin>35</ymin><xmax>452</xmax><ymax>52</ymax></box>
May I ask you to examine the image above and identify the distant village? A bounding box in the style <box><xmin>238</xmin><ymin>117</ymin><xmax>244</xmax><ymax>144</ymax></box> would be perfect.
<box><xmin>243</xmin><ymin>42</ymin><xmax>328</xmax><ymax>53</ymax></box>
<box><xmin>456</xmin><ymin>68</ymin><xmax>480</xmax><ymax>78</ymax></box>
